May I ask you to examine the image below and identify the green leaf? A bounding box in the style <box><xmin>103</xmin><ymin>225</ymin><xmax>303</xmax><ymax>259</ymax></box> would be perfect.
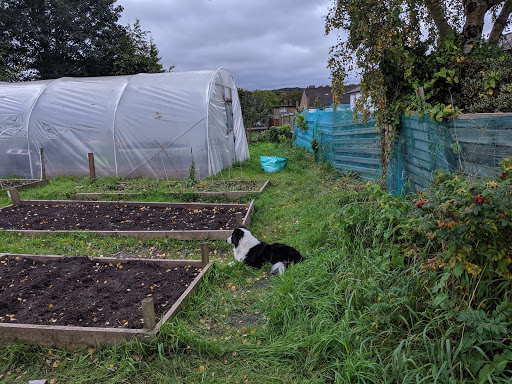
<box><xmin>453</xmin><ymin>262</ymin><xmax>463</xmax><ymax>277</ymax></box>
<box><xmin>433</xmin><ymin>293</ymin><xmax>448</xmax><ymax>307</ymax></box>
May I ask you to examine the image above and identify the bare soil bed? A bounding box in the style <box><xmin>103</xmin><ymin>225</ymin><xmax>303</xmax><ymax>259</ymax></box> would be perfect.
<box><xmin>0</xmin><ymin>203</ymin><xmax>246</xmax><ymax>231</ymax></box>
<box><xmin>0</xmin><ymin>255</ymin><xmax>201</xmax><ymax>329</ymax></box>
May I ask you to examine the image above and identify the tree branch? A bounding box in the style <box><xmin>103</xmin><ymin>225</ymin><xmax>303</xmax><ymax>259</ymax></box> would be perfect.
<box><xmin>424</xmin><ymin>0</ymin><xmax>454</xmax><ymax>39</ymax></box>
<box><xmin>488</xmin><ymin>1</ymin><xmax>512</xmax><ymax>43</ymax></box>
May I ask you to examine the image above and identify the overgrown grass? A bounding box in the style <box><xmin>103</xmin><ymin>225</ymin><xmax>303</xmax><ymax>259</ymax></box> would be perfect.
<box><xmin>1</xmin><ymin>141</ymin><xmax>510</xmax><ymax>383</ymax></box>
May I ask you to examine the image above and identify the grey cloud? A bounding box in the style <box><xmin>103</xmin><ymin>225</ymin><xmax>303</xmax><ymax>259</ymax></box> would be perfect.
<box><xmin>117</xmin><ymin>0</ymin><xmax>357</xmax><ymax>90</ymax></box>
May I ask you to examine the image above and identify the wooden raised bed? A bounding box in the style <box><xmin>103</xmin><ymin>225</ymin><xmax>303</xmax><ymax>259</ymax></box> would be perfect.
<box><xmin>0</xmin><ymin>251</ymin><xmax>212</xmax><ymax>347</ymax></box>
<box><xmin>70</xmin><ymin>180</ymin><xmax>270</xmax><ymax>200</ymax></box>
<box><xmin>0</xmin><ymin>179</ymin><xmax>49</xmax><ymax>191</ymax></box>
<box><xmin>0</xmin><ymin>198</ymin><xmax>254</xmax><ymax>240</ymax></box>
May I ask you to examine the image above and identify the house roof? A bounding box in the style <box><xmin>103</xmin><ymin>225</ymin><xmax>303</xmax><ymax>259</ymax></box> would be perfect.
<box><xmin>303</xmin><ymin>84</ymin><xmax>360</xmax><ymax>107</ymax></box>
<box><xmin>338</xmin><ymin>84</ymin><xmax>360</xmax><ymax>104</ymax></box>
<box><xmin>303</xmin><ymin>86</ymin><xmax>333</xmax><ymax>108</ymax></box>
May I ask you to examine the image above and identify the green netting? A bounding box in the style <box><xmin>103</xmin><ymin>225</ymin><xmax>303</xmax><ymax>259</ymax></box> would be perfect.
<box><xmin>293</xmin><ymin>105</ymin><xmax>382</xmax><ymax>180</ymax></box>
<box><xmin>386</xmin><ymin>113</ymin><xmax>512</xmax><ymax>195</ymax></box>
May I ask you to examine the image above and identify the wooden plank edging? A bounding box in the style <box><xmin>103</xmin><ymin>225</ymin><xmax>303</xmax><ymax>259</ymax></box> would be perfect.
<box><xmin>243</xmin><ymin>199</ymin><xmax>255</xmax><ymax>227</ymax></box>
<box><xmin>69</xmin><ymin>180</ymin><xmax>270</xmax><ymax>200</ymax></box>
<box><xmin>14</xmin><ymin>199</ymin><xmax>250</xmax><ymax>209</ymax></box>
<box><xmin>1</xmin><ymin>229</ymin><xmax>234</xmax><ymax>240</ymax></box>
<box><xmin>0</xmin><ymin>253</ymin><xmax>212</xmax><ymax>347</ymax></box>
<box><xmin>0</xmin><ymin>200</ymin><xmax>252</xmax><ymax>239</ymax></box>
<box><xmin>0</xmin><ymin>253</ymin><xmax>204</xmax><ymax>267</ymax></box>
<box><xmin>0</xmin><ymin>179</ymin><xmax>49</xmax><ymax>192</ymax></box>
<box><xmin>154</xmin><ymin>262</ymin><xmax>212</xmax><ymax>333</ymax></box>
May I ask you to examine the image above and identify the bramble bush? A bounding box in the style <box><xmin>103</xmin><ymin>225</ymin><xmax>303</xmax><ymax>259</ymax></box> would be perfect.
<box><xmin>414</xmin><ymin>157</ymin><xmax>512</xmax><ymax>282</ymax></box>
<box><xmin>333</xmin><ymin>157</ymin><xmax>512</xmax><ymax>305</ymax></box>
<box><xmin>330</xmin><ymin>157</ymin><xmax>512</xmax><ymax>381</ymax></box>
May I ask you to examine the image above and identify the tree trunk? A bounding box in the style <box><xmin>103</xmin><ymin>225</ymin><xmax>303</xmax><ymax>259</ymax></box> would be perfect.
<box><xmin>462</xmin><ymin>0</ymin><xmax>489</xmax><ymax>52</ymax></box>
<box><xmin>425</xmin><ymin>0</ymin><xmax>454</xmax><ymax>39</ymax></box>
<box><xmin>488</xmin><ymin>1</ymin><xmax>512</xmax><ymax>43</ymax></box>
<box><xmin>462</xmin><ymin>0</ymin><xmax>506</xmax><ymax>52</ymax></box>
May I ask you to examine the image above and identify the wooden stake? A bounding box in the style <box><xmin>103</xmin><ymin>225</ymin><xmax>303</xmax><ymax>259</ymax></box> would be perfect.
<box><xmin>415</xmin><ymin>87</ymin><xmax>425</xmax><ymax>103</ymax></box>
<box><xmin>235</xmin><ymin>212</ymin><xmax>243</xmax><ymax>227</ymax></box>
<box><xmin>142</xmin><ymin>297</ymin><xmax>156</xmax><ymax>330</ymax></box>
<box><xmin>8</xmin><ymin>188</ymin><xmax>21</xmax><ymax>205</ymax></box>
<box><xmin>200</xmin><ymin>243</ymin><xmax>209</xmax><ymax>267</ymax></box>
<box><xmin>88</xmin><ymin>153</ymin><xmax>96</xmax><ymax>179</ymax></box>
<box><xmin>40</xmin><ymin>148</ymin><xmax>46</xmax><ymax>180</ymax></box>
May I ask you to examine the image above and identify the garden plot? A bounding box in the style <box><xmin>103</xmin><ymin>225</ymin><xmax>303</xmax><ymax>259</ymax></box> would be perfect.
<box><xmin>70</xmin><ymin>179</ymin><xmax>269</xmax><ymax>200</ymax></box>
<box><xmin>0</xmin><ymin>199</ymin><xmax>254</xmax><ymax>240</ymax></box>
<box><xmin>0</xmin><ymin>252</ymin><xmax>212</xmax><ymax>346</ymax></box>
<box><xmin>0</xmin><ymin>178</ymin><xmax>49</xmax><ymax>191</ymax></box>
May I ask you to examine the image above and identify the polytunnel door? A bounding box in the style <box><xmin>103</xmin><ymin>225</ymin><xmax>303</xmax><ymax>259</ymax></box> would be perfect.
<box><xmin>225</xmin><ymin>100</ymin><xmax>236</xmax><ymax>163</ymax></box>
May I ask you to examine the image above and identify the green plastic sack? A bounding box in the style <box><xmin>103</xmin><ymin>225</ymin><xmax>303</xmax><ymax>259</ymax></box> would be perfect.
<box><xmin>260</xmin><ymin>155</ymin><xmax>288</xmax><ymax>173</ymax></box>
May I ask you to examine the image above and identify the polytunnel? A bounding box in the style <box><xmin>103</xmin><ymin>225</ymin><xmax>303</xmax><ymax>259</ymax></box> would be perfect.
<box><xmin>0</xmin><ymin>68</ymin><xmax>249</xmax><ymax>179</ymax></box>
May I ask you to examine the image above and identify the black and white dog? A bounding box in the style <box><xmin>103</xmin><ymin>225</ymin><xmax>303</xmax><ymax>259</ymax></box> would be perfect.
<box><xmin>226</xmin><ymin>226</ymin><xmax>303</xmax><ymax>275</ymax></box>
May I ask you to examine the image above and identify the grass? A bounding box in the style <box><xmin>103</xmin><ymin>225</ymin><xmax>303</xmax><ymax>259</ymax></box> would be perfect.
<box><xmin>0</xmin><ymin>141</ymin><xmax>509</xmax><ymax>383</ymax></box>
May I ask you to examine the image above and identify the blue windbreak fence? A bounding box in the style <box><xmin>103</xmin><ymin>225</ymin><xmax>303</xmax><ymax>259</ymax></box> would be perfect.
<box><xmin>387</xmin><ymin>113</ymin><xmax>512</xmax><ymax>195</ymax></box>
<box><xmin>294</xmin><ymin>108</ymin><xmax>512</xmax><ymax>193</ymax></box>
<box><xmin>293</xmin><ymin>106</ymin><xmax>382</xmax><ymax>181</ymax></box>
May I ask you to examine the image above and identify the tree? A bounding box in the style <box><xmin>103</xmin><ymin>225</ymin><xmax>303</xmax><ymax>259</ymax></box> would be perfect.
<box><xmin>276</xmin><ymin>89</ymin><xmax>303</xmax><ymax>106</ymax></box>
<box><xmin>325</xmin><ymin>0</ymin><xmax>512</xmax><ymax>119</ymax></box>
<box><xmin>1</xmin><ymin>0</ymin><xmax>125</xmax><ymax>79</ymax></box>
<box><xmin>111</xmin><ymin>19</ymin><xmax>164</xmax><ymax>75</ymax></box>
<box><xmin>0</xmin><ymin>0</ymin><xmax>165</xmax><ymax>80</ymax></box>
<box><xmin>0</xmin><ymin>41</ymin><xmax>12</xmax><ymax>81</ymax></box>
<box><xmin>254</xmin><ymin>90</ymin><xmax>280</xmax><ymax>114</ymax></box>
<box><xmin>238</xmin><ymin>89</ymin><xmax>270</xmax><ymax>128</ymax></box>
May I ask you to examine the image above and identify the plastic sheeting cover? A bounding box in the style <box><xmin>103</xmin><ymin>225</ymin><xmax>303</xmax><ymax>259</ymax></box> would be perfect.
<box><xmin>0</xmin><ymin>68</ymin><xmax>249</xmax><ymax>178</ymax></box>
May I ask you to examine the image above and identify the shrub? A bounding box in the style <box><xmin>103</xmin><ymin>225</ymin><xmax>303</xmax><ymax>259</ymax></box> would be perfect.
<box><xmin>331</xmin><ymin>156</ymin><xmax>512</xmax><ymax>301</ymax></box>
<box><xmin>268</xmin><ymin>124</ymin><xmax>292</xmax><ymax>143</ymax></box>
<box><xmin>295</xmin><ymin>112</ymin><xmax>308</xmax><ymax>131</ymax></box>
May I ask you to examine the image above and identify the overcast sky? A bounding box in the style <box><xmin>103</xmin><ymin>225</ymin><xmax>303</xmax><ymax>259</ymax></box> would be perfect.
<box><xmin>117</xmin><ymin>0</ymin><xmax>358</xmax><ymax>90</ymax></box>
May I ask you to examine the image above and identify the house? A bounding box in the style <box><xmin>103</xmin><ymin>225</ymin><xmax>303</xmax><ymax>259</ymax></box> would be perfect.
<box><xmin>272</xmin><ymin>100</ymin><xmax>298</xmax><ymax>115</ymax></box>
<box><xmin>347</xmin><ymin>85</ymin><xmax>362</xmax><ymax>109</ymax></box>
<box><xmin>299</xmin><ymin>84</ymin><xmax>361</xmax><ymax>110</ymax></box>
<box><xmin>270</xmin><ymin>100</ymin><xmax>297</xmax><ymax>127</ymax></box>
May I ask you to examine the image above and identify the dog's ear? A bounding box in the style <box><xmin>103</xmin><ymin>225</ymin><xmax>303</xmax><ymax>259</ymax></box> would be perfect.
<box><xmin>232</xmin><ymin>228</ymin><xmax>244</xmax><ymax>247</ymax></box>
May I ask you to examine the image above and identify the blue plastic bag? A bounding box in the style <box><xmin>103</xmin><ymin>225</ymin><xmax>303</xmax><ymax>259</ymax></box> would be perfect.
<box><xmin>260</xmin><ymin>155</ymin><xmax>288</xmax><ymax>173</ymax></box>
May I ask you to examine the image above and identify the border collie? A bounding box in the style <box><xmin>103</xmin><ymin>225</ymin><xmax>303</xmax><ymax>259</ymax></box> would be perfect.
<box><xmin>226</xmin><ymin>226</ymin><xmax>303</xmax><ymax>275</ymax></box>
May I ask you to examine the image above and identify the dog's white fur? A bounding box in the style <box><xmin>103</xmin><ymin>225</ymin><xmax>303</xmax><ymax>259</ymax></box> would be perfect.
<box><xmin>227</xmin><ymin>227</ymin><xmax>300</xmax><ymax>275</ymax></box>
<box><xmin>270</xmin><ymin>262</ymin><xmax>285</xmax><ymax>275</ymax></box>
<box><xmin>227</xmin><ymin>227</ymin><xmax>260</xmax><ymax>262</ymax></box>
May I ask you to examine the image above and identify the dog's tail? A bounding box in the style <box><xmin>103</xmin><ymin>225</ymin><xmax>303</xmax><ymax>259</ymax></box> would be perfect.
<box><xmin>270</xmin><ymin>262</ymin><xmax>286</xmax><ymax>275</ymax></box>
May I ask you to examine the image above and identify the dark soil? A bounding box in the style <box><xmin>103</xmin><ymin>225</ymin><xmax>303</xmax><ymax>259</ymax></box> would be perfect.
<box><xmin>0</xmin><ymin>256</ymin><xmax>201</xmax><ymax>329</ymax></box>
<box><xmin>0</xmin><ymin>203</ymin><xmax>247</xmax><ymax>231</ymax></box>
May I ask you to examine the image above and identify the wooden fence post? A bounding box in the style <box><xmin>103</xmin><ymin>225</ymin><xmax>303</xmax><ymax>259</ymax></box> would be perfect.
<box><xmin>200</xmin><ymin>243</ymin><xmax>209</xmax><ymax>267</ymax></box>
<box><xmin>40</xmin><ymin>148</ymin><xmax>46</xmax><ymax>180</ymax></box>
<box><xmin>142</xmin><ymin>297</ymin><xmax>156</xmax><ymax>330</ymax></box>
<box><xmin>415</xmin><ymin>87</ymin><xmax>425</xmax><ymax>103</ymax></box>
<box><xmin>235</xmin><ymin>212</ymin><xmax>243</xmax><ymax>227</ymax></box>
<box><xmin>8</xmin><ymin>188</ymin><xmax>21</xmax><ymax>205</ymax></box>
<box><xmin>88</xmin><ymin>153</ymin><xmax>96</xmax><ymax>179</ymax></box>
